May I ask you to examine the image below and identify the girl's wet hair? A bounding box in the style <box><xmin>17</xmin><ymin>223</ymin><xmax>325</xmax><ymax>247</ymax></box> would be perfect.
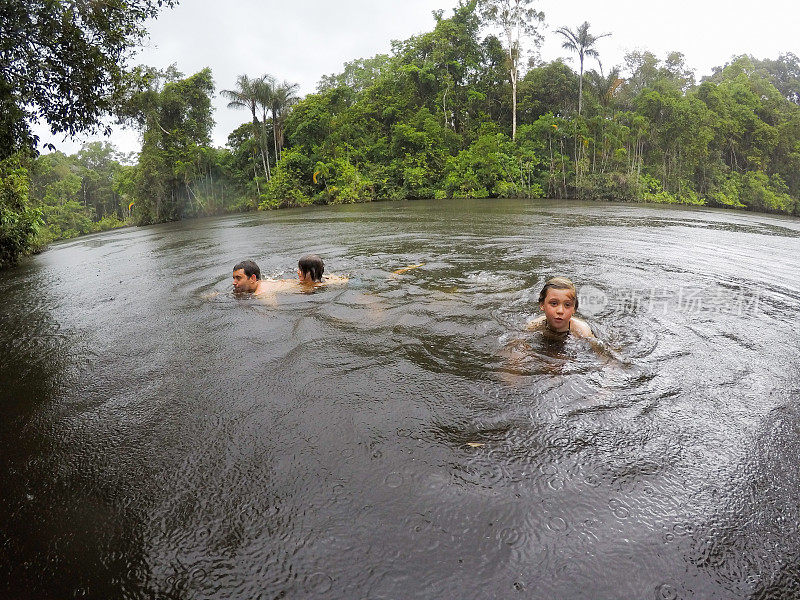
<box><xmin>538</xmin><ymin>277</ymin><xmax>578</xmax><ymax>309</ymax></box>
<box><xmin>298</xmin><ymin>254</ymin><xmax>324</xmax><ymax>282</ymax></box>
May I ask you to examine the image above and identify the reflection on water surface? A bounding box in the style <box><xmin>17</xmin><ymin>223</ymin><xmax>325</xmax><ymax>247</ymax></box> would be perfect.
<box><xmin>1</xmin><ymin>199</ymin><xmax>799</xmax><ymax>599</ymax></box>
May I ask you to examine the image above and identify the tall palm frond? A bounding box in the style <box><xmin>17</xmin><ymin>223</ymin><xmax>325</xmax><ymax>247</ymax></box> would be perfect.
<box><xmin>222</xmin><ymin>74</ymin><xmax>270</xmax><ymax>180</ymax></box>
<box><xmin>586</xmin><ymin>62</ymin><xmax>623</xmax><ymax>108</ymax></box>
<box><xmin>271</xmin><ymin>81</ymin><xmax>299</xmax><ymax>160</ymax></box>
<box><xmin>555</xmin><ymin>21</ymin><xmax>610</xmax><ymax>115</ymax></box>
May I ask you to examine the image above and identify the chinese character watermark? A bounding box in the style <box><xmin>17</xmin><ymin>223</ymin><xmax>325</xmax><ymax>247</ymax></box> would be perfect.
<box><xmin>579</xmin><ymin>286</ymin><xmax>760</xmax><ymax>317</ymax></box>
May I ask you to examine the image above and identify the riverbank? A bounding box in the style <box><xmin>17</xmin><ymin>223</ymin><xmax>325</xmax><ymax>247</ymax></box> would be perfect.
<box><xmin>23</xmin><ymin>190</ymin><xmax>800</xmax><ymax>261</ymax></box>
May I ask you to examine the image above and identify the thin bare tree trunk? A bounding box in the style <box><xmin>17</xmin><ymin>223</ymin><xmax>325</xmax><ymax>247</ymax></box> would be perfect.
<box><xmin>442</xmin><ymin>86</ymin><xmax>448</xmax><ymax>129</ymax></box>
<box><xmin>259</xmin><ymin>114</ymin><xmax>272</xmax><ymax>181</ymax></box>
<box><xmin>578</xmin><ymin>55</ymin><xmax>584</xmax><ymax>115</ymax></box>
<box><xmin>271</xmin><ymin>109</ymin><xmax>280</xmax><ymax>162</ymax></box>
<box><xmin>252</xmin><ymin>152</ymin><xmax>261</xmax><ymax>196</ymax></box>
<box><xmin>511</xmin><ymin>68</ymin><xmax>517</xmax><ymax>140</ymax></box>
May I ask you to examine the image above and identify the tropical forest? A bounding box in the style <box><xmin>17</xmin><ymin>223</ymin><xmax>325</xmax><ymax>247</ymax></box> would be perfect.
<box><xmin>2</xmin><ymin>0</ymin><xmax>800</xmax><ymax>268</ymax></box>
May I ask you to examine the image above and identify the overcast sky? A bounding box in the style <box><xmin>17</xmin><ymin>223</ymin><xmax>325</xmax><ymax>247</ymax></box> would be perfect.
<box><xmin>37</xmin><ymin>0</ymin><xmax>800</xmax><ymax>155</ymax></box>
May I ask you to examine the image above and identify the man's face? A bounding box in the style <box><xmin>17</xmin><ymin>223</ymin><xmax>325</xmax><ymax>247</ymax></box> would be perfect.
<box><xmin>232</xmin><ymin>269</ymin><xmax>258</xmax><ymax>293</ymax></box>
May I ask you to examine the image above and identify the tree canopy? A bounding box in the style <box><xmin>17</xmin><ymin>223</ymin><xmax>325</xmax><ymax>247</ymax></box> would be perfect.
<box><xmin>0</xmin><ymin>0</ymin><xmax>177</xmax><ymax>159</ymax></box>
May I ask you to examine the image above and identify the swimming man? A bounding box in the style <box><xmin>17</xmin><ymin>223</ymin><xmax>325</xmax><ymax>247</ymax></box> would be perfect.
<box><xmin>232</xmin><ymin>259</ymin><xmax>271</xmax><ymax>295</ymax></box>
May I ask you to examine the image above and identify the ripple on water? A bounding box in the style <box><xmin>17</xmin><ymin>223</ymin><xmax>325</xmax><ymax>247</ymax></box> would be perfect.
<box><xmin>2</xmin><ymin>201</ymin><xmax>800</xmax><ymax>599</ymax></box>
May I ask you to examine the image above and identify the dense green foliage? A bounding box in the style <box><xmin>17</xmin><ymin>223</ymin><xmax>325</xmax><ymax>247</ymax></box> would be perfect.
<box><xmin>24</xmin><ymin>68</ymin><xmax>251</xmax><ymax>241</ymax></box>
<box><xmin>121</xmin><ymin>67</ymin><xmax>234</xmax><ymax>223</ymax></box>
<box><xmin>3</xmin><ymin>0</ymin><xmax>800</xmax><ymax>268</ymax></box>
<box><xmin>0</xmin><ymin>0</ymin><xmax>176</xmax><ymax>265</ymax></box>
<box><xmin>0</xmin><ymin>155</ymin><xmax>41</xmax><ymax>268</ymax></box>
<box><xmin>256</xmin><ymin>3</ymin><xmax>800</xmax><ymax>215</ymax></box>
<box><xmin>27</xmin><ymin>144</ymin><xmax>127</xmax><ymax>246</ymax></box>
<box><xmin>1</xmin><ymin>0</ymin><xmax>176</xmax><ymax>159</ymax></box>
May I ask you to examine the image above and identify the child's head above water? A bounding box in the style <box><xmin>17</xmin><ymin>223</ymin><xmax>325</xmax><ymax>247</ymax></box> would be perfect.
<box><xmin>538</xmin><ymin>277</ymin><xmax>578</xmax><ymax>308</ymax></box>
<box><xmin>298</xmin><ymin>254</ymin><xmax>324</xmax><ymax>283</ymax></box>
<box><xmin>538</xmin><ymin>277</ymin><xmax>579</xmax><ymax>333</ymax></box>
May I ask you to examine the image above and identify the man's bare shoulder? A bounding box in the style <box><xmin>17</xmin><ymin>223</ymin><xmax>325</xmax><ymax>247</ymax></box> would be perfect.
<box><xmin>254</xmin><ymin>279</ymin><xmax>298</xmax><ymax>295</ymax></box>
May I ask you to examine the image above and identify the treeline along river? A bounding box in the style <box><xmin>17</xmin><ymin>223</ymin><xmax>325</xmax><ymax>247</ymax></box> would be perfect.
<box><xmin>1</xmin><ymin>199</ymin><xmax>799</xmax><ymax>598</ymax></box>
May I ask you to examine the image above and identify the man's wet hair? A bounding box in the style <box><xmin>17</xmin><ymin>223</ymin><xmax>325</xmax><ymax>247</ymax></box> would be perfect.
<box><xmin>538</xmin><ymin>276</ymin><xmax>578</xmax><ymax>309</ymax></box>
<box><xmin>298</xmin><ymin>254</ymin><xmax>324</xmax><ymax>282</ymax></box>
<box><xmin>233</xmin><ymin>259</ymin><xmax>261</xmax><ymax>280</ymax></box>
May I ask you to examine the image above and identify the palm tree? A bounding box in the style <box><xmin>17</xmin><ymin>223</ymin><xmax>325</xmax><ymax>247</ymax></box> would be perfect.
<box><xmin>252</xmin><ymin>75</ymin><xmax>277</xmax><ymax>167</ymax></box>
<box><xmin>221</xmin><ymin>74</ymin><xmax>270</xmax><ymax>180</ymax></box>
<box><xmin>555</xmin><ymin>21</ymin><xmax>610</xmax><ymax>115</ymax></box>
<box><xmin>270</xmin><ymin>81</ymin><xmax>299</xmax><ymax>161</ymax></box>
<box><xmin>253</xmin><ymin>77</ymin><xmax>298</xmax><ymax>163</ymax></box>
<box><xmin>586</xmin><ymin>60</ymin><xmax>624</xmax><ymax>109</ymax></box>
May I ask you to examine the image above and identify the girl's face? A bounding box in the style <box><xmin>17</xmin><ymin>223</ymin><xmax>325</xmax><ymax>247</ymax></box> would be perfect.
<box><xmin>540</xmin><ymin>288</ymin><xmax>576</xmax><ymax>332</ymax></box>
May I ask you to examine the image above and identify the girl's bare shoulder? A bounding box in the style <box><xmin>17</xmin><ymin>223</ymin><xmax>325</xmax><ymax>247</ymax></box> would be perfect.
<box><xmin>570</xmin><ymin>317</ymin><xmax>594</xmax><ymax>338</ymax></box>
<box><xmin>525</xmin><ymin>315</ymin><xmax>546</xmax><ymax>331</ymax></box>
<box><xmin>524</xmin><ymin>315</ymin><xmax>594</xmax><ymax>337</ymax></box>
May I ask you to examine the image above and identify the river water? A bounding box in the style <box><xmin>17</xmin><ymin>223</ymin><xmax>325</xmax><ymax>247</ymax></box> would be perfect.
<box><xmin>1</xmin><ymin>199</ymin><xmax>799</xmax><ymax>599</ymax></box>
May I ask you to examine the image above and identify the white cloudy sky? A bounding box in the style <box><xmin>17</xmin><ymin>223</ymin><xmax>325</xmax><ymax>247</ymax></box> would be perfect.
<box><xmin>37</xmin><ymin>0</ymin><xmax>800</xmax><ymax>155</ymax></box>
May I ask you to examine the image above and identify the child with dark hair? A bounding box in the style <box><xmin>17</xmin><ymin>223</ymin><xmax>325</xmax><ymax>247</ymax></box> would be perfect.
<box><xmin>297</xmin><ymin>254</ymin><xmax>324</xmax><ymax>283</ymax></box>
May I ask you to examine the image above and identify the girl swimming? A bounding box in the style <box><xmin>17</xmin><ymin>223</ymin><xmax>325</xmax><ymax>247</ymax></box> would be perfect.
<box><xmin>526</xmin><ymin>277</ymin><xmax>594</xmax><ymax>338</ymax></box>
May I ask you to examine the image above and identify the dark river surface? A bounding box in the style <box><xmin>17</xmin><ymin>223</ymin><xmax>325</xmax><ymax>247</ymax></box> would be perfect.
<box><xmin>1</xmin><ymin>199</ymin><xmax>800</xmax><ymax>599</ymax></box>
